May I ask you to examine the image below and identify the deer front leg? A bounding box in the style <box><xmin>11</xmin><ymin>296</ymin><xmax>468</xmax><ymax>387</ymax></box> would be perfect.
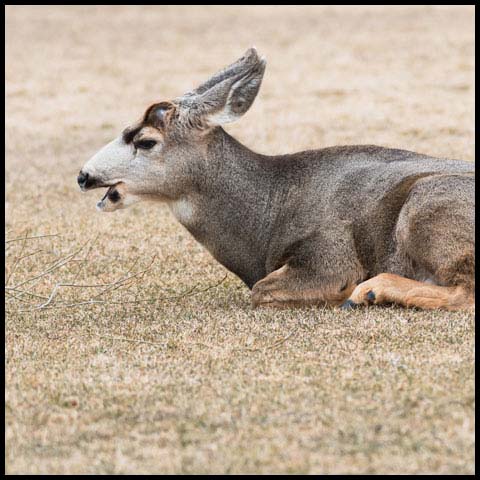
<box><xmin>341</xmin><ymin>273</ymin><xmax>474</xmax><ymax>311</ymax></box>
<box><xmin>251</xmin><ymin>265</ymin><xmax>356</xmax><ymax>309</ymax></box>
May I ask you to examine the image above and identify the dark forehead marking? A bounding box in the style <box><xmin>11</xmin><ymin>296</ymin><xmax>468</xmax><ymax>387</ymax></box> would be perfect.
<box><xmin>144</xmin><ymin>101</ymin><xmax>174</xmax><ymax>127</ymax></box>
<box><xmin>122</xmin><ymin>124</ymin><xmax>142</xmax><ymax>144</ymax></box>
<box><xmin>121</xmin><ymin>101</ymin><xmax>174</xmax><ymax>144</ymax></box>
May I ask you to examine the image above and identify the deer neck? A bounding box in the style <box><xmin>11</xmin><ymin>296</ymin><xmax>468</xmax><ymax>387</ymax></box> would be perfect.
<box><xmin>169</xmin><ymin>127</ymin><xmax>276</xmax><ymax>287</ymax></box>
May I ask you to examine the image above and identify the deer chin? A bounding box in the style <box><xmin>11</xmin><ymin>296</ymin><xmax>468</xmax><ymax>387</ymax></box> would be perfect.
<box><xmin>96</xmin><ymin>183</ymin><xmax>141</xmax><ymax>212</ymax></box>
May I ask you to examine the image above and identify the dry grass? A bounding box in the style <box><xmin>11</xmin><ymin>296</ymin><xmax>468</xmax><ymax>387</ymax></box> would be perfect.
<box><xmin>5</xmin><ymin>5</ymin><xmax>475</xmax><ymax>474</ymax></box>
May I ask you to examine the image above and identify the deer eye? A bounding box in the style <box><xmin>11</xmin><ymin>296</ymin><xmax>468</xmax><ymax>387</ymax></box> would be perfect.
<box><xmin>134</xmin><ymin>139</ymin><xmax>157</xmax><ymax>150</ymax></box>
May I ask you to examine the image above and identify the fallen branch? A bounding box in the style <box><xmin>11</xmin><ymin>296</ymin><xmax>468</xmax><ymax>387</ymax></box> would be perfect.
<box><xmin>5</xmin><ymin>287</ymin><xmax>49</xmax><ymax>301</ymax></box>
<box><xmin>88</xmin><ymin>255</ymin><xmax>153</xmax><ymax>301</ymax></box>
<box><xmin>70</xmin><ymin>234</ymin><xmax>100</xmax><ymax>284</ymax></box>
<box><xmin>5</xmin><ymin>229</ymin><xmax>29</xmax><ymax>285</ymax></box>
<box><xmin>8</xmin><ymin>240</ymin><xmax>90</xmax><ymax>291</ymax></box>
<box><xmin>34</xmin><ymin>255</ymin><xmax>157</xmax><ymax>310</ymax></box>
<box><xmin>5</xmin><ymin>233</ymin><xmax>60</xmax><ymax>244</ymax></box>
<box><xmin>13</xmin><ymin>273</ymin><xmax>228</xmax><ymax>312</ymax></box>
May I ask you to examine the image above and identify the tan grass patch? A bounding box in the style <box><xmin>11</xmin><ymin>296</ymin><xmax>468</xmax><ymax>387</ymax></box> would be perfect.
<box><xmin>5</xmin><ymin>5</ymin><xmax>474</xmax><ymax>474</ymax></box>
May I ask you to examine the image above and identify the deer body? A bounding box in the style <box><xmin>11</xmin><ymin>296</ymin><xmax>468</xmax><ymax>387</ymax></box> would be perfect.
<box><xmin>79</xmin><ymin>48</ymin><xmax>475</xmax><ymax>311</ymax></box>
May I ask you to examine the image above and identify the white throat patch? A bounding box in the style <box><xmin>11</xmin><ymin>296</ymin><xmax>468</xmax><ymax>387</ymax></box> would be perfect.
<box><xmin>169</xmin><ymin>198</ymin><xmax>195</xmax><ymax>226</ymax></box>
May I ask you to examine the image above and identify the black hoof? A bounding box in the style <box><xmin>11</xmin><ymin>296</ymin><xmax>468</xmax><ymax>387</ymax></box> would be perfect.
<box><xmin>366</xmin><ymin>291</ymin><xmax>376</xmax><ymax>303</ymax></box>
<box><xmin>341</xmin><ymin>299</ymin><xmax>360</xmax><ymax>309</ymax></box>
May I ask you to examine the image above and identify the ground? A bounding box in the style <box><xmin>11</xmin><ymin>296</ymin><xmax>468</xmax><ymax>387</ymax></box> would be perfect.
<box><xmin>5</xmin><ymin>5</ymin><xmax>475</xmax><ymax>474</ymax></box>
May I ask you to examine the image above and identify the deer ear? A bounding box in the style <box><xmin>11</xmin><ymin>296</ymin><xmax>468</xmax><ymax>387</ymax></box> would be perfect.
<box><xmin>177</xmin><ymin>49</ymin><xmax>266</xmax><ymax>127</ymax></box>
<box><xmin>202</xmin><ymin>58</ymin><xmax>266</xmax><ymax>126</ymax></box>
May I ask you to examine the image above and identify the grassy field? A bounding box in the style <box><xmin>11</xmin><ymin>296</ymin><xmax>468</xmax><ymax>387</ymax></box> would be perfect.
<box><xmin>5</xmin><ymin>5</ymin><xmax>475</xmax><ymax>474</ymax></box>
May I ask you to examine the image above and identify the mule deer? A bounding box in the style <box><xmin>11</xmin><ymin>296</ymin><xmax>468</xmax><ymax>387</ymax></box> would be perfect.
<box><xmin>78</xmin><ymin>48</ymin><xmax>475</xmax><ymax>311</ymax></box>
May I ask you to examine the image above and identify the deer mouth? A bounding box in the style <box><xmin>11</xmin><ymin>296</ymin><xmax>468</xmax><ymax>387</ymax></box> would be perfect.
<box><xmin>96</xmin><ymin>183</ymin><xmax>123</xmax><ymax>211</ymax></box>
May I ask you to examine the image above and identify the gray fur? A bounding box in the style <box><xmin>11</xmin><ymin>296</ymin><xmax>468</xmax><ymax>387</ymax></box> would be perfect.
<box><xmin>79</xmin><ymin>48</ymin><xmax>475</xmax><ymax>308</ymax></box>
<box><xmin>165</xmin><ymin>132</ymin><xmax>474</xmax><ymax>291</ymax></box>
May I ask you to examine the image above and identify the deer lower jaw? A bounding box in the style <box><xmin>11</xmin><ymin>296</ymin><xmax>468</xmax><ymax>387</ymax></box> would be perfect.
<box><xmin>96</xmin><ymin>182</ymin><xmax>141</xmax><ymax>212</ymax></box>
<box><xmin>96</xmin><ymin>184</ymin><xmax>121</xmax><ymax>211</ymax></box>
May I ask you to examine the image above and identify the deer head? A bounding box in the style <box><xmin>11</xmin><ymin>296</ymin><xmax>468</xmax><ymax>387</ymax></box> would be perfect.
<box><xmin>78</xmin><ymin>47</ymin><xmax>266</xmax><ymax>212</ymax></box>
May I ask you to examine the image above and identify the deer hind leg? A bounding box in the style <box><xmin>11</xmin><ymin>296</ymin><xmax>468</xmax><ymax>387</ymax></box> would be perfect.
<box><xmin>251</xmin><ymin>265</ymin><xmax>357</xmax><ymax>309</ymax></box>
<box><xmin>341</xmin><ymin>273</ymin><xmax>474</xmax><ymax>311</ymax></box>
<box><xmin>342</xmin><ymin>174</ymin><xmax>475</xmax><ymax>311</ymax></box>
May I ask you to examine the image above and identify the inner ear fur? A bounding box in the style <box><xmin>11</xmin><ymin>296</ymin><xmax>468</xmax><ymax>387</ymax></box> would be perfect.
<box><xmin>193</xmin><ymin>56</ymin><xmax>266</xmax><ymax>126</ymax></box>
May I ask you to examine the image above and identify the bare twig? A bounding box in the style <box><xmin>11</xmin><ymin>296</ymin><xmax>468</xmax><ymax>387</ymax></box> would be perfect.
<box><xmin>5</xmin><ymin>233</ymin><xmax>60</xmax><ymax>244</ymax></box>
<box><xmin>25</xmin><ymin>255</ymin><xmax>157</xmax><ymax>310</ymax></box>
<box><xmin>6</xmin><ymin>291</ymin><xmax>35</xmax><ymax>304</ymax></box>
<box><xmin>8</xmin><ymin>240</ymin><xmax>90</xmax><ymax>291</ymax></box>
<box><xmin>15</xmin><ymin>249</ymin><xmax>44</xmax><ymax>262</ymax></box>
<box><xmin>5</xmin><ymin>229</ymin><xmax>29</xmax><ymax>285</ymax></box>
<box><xmin>5</xmin><ymin>287</ymin><xmax>49</xmax><ymax>301</ymax></box>
<box><xmin>13</xmin><ymin>273</ymin><xmax>228</xmax><ymax>312</ymax></box>
<box><xmin>88</xmin><ymin>255</ymin><xmax>152</xmax><ymax>301</ymax></box>
<box><xmin>5</xmin><ymin>249</ymin><xmax>44</xmax><ymax>287</ymax></box>
<box><xmin>70</xmin><ymin>234</ymin><xmax>100</xmax><ymax>284</ymax></box>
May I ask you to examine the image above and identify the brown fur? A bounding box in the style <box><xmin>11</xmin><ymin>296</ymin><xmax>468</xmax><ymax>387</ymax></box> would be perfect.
<box><xmin>252</xmin><ymin>265</ymin><xmax>356</xmax><ymax>308</ymax></box>
<box><xmin>347</xmin><ymin>273</ymin><xmax>474</xmax><ymax>311</ymax></box>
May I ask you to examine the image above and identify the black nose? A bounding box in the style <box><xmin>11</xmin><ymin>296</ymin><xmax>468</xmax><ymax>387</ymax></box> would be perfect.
<box><xmin>77</xmin><ymin>171</ymin><xmax>89</xmax><ymax>189</ymax></box>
